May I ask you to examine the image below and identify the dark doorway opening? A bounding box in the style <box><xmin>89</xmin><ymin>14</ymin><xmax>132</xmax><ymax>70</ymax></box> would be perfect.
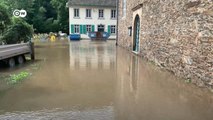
<box><xmin>133</xmin><ymin>15</ymin><xmax>140</xmax><ymax>53</ymax></box>
<box><xmin>98</xmin><ymin>24</ymin><xmax>105</xmax><ymax>32</ymax></box>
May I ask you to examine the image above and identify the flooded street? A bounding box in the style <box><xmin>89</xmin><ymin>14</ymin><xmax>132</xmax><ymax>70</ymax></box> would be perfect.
<box><xmin>0</xmin><ymin>40</ymin><xmax>213</xmax><ymax>120</ymax></box>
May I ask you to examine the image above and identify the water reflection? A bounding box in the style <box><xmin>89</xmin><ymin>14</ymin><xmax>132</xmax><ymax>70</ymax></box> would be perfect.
<box><xmin>0</xmin><ymin>41</ymin><xmax>213</xmax><ymax>120</ymax></box>
<box><xmin>115</xmin><ymin>47</ymin><xmax>213</xmax><ymax>120</ymax></box>
<box><xmin>130</xmin><ymin>55</ymin><xmax>139</xmax><ymax>94</ymax></box>
<box><xmin>0</xmin><ymin>41</ymin><xmax>116</xmax><ymax>114</ymax></box>
<box><xmin>69</xmin><ymin>41</ymin><xmax>116</xmax><ymax>70</ymax></box>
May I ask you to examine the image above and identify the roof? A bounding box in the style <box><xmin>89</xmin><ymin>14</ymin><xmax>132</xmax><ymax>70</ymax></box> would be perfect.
<box><xmin>67</xmin><ymin>0</ymin><xmax>116</xmax><ymax>7</ymax></box>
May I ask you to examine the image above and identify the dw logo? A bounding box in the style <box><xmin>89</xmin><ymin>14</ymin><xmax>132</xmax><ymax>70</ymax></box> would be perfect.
<box><xmin>13</xmin><ymin>9</ymin><xmax>27</xmax><ymax>18</ymax></box>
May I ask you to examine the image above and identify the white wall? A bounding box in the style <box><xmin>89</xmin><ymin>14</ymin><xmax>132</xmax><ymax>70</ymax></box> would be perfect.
<box><xmin>69</xmin><ymin>6</ymin><xmax>117</xmax><ymax>39</ymax></box>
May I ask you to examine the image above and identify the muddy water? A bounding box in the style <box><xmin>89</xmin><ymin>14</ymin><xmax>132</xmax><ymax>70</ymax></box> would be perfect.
<box><xmin>0</xmin><ymin>40</ymin><xmax>213</xmax><ymax>120</ymax></box>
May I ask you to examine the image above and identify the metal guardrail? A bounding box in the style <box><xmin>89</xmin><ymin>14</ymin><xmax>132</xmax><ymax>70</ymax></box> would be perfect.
<box><xmin>0</xmin><ymin>43</ymin><xmax>32</xmax><ymax>60</ymax></box>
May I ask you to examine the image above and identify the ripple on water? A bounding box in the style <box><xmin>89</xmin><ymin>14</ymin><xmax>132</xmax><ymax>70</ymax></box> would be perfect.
<box><xmin>0</xmin><ymin>106</ymin><xmax>114</xmax><ymax>120</ymax></box>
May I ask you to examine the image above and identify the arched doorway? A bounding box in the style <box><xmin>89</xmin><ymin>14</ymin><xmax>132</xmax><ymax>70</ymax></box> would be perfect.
<box><xmin>133</xmin><ymin>15</ymin><xmax>140</xmax><ymax>53</ymax></box>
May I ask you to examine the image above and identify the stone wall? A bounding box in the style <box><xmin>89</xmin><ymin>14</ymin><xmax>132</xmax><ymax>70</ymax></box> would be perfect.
<box><xmin>117</xmin><ymin>0</ymin><xmax>213</xmax><ymax>89</ymax></box>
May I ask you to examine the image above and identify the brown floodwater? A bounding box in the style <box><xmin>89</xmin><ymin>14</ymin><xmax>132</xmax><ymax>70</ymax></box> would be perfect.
<box><xmin>0</xmin><ymin>40</ymin><xmax>213</xmax><ymax>120</ymax></box>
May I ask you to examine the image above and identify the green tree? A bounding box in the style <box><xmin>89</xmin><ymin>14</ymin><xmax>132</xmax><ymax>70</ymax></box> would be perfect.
<box><xmin>0</xmin><ymin>3</ymin><xmax>11</xmax><ymax>35</ymax></box>
<box><xmin>5</xmin><ymin>0</ymin><xmax>34</xmax><ymax>13</ymax></box>
<box><xmin>32</xmin><ymin>6</ymin><xmax>47</xmax><ymax>33</ymax></box>
<box><xmin>1</xmin><ymin>0</ymin><xmax>68</xmax><ymax>34</ymax></box>
<box><xmin>51</xmin><ymin>0</ymin><xmax>69</xmax><ymax>33</ymax></box>
<box><xmin>31</xmin><ymin>0</ymin><xmax>58</xmax><ymax>33</ymax></box>
<box><xmin>2</xmin><ymin>17</ymin><xmax>33</xmax><ymax>44</ymax></box>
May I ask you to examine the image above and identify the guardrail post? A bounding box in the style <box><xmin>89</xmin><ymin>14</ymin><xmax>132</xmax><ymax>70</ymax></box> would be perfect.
<box><xmin>30</xmin><ymin>41</ymin><xmax>35</xmax><ymax>60</ymax></box>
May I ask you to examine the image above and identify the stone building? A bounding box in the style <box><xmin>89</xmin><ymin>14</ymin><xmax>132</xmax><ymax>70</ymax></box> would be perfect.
<box><xmin>67</xmin><ymin>0</ymin><xmax>117</xmax><ymax>39</ymax></box>
<box><xmin>117</xmin><ymin>0</ymin><xmax>213</xmax><ymax>89</ymax></box>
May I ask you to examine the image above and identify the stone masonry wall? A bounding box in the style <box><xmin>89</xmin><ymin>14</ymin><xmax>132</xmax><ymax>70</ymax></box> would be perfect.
<box><xmin>118</xmin><ymin>0</ymin><xmax>213</xmax><ymax>89</ymax></box>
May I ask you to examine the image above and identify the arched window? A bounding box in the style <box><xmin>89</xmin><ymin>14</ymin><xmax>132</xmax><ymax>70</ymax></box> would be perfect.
<box><xmin>133</xmin><ymin>15</ymin><xmax>140</xmax><ymax>52</ymax></box>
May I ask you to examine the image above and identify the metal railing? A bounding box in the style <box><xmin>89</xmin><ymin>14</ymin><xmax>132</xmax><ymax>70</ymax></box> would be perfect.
<box><xmin>0</xmin><ymin>43</ymin><xmax>32</xmax><ymax>60</ymax></box>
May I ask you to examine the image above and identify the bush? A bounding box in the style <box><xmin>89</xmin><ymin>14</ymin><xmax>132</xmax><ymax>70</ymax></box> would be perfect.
<box><xmin>0</xmin><ymin>3</ymin><xmax>11</xmax><ymax>44</ymax></box>
<box><xmin>2</xmin><ymin>18</ymin><xmax>33</xmax><ymax>44</ymax></box>
<box><xmin>0</xmin><ymin>4</ymin><xmax>11</xmax><ymax>34</ymax></box>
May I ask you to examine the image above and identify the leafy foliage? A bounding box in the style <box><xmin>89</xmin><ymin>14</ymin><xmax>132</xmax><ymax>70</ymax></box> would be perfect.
<box><xmin>2</xmin><ymin>18</ymin><xmax>33</xmax><ymax>44</ymax></box>
<box><xmin>51</xmin><ymin>0</ymin><xmax>69</xmax><ymax>33</ymax></box>
<box><xmin>0</xmin><ymin>3</ymin><xmax>11</xmax><ymax>35</ymax></box>
<box><xmin>9</xmin><ymin>72</ymin><xmax>30</xmax><ymax>84</ymax></box>
<box><xmin>0</xmin><ymin>0</ymin><xmax>69</xmax><ymax>44</ymax></box>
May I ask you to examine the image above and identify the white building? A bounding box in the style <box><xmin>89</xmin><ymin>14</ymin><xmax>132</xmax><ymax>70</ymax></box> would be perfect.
<box><xmin>67</xmin><ymin>0</ymin><xmax>117</xmax><ymax>39</ymax></box>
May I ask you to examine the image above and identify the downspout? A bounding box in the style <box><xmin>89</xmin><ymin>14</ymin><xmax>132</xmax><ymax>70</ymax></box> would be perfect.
<box><xmin>116</xmin><ymin>0</ymin><xmax>119</xmax><ymax>46</ymax></box>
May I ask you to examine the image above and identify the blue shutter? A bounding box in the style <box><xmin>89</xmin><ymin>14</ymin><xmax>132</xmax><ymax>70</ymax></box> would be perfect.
<box><xmin>80</xmin><ymin>25</ymin><xmax>83</xmax><ymax>34</ymax></box>
<box><xmin>71</xmin><ymin>25</ymin><xmax>74</xmax><ymax>34</ymax></box>
<box><xmin>83</xmin><ymin>25</ymin><xmax>87</xmax><ymax>34</ymax></box>
<box><xmin>108</xmin><ymin>25</ymin><xmax>111</xmax><ymax>34</ymax></box>
<box><xmin>92</xmin><ymin>25</ymin><xmax>95</xmax><ymax>32</ymax></box>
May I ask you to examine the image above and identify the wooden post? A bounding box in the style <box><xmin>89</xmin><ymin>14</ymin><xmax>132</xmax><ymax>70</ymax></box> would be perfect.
<box><xmin>30</xmin><ymin>41</ymin><xmax>35</xmax><ymax>60</ymax></box>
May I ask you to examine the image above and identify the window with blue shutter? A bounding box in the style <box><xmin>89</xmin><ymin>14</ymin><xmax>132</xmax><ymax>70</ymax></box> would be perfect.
<box><xmin>110</xmin><ymin>25</ymin><xmax>116</xmax><ymax>34</ymax></box>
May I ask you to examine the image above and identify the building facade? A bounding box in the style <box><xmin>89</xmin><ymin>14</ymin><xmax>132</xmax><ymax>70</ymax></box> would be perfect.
<box><xmin>118</xmin><ymin>0</ymin><xmax>213</xmax><ymax>89</ymax></box>
<box><xmin>68</xmin><ymin>0</ymin><xmax>117</xmax><ymax>39</ymax></box>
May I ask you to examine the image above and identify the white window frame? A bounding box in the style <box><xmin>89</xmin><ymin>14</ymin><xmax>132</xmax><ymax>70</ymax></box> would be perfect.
<box><xmin>86</xmin><ymin>25</ymin><xmax>92</xmax><ymax>33</ymax></box>
<box><xmin>98</xmin><ymin>9</ymin><xmax>104</xmax><ymax>19</ymax></box>
<box><xmin>74</xmin><ymin>25</ymin><xmax>80</xmax><ymax>33</ymax></box>
<box><xmin>86</xmin><ymin>9</ymin><xmax>92</xmax><ymax>18</ymax></box>
<box><xmin>74</xmin><ymin>8</ymin><xmax>79</xmax><ymax>18</ymax></box>
<box><xmin>110</xmin><ymin>25</ymin><xmax>116</xmax><ymax>34</ymax></box>
<box><xmin>111</xmin><ymin>9</ymin><xmax>116</xmax><ymax>19</ymax></box>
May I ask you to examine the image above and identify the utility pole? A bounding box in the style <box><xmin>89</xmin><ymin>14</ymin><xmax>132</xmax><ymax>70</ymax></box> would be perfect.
<box><xmin>116</xmin><ymin>0</ymin><xmax>119</xmax><ymax>46</ymax></box>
